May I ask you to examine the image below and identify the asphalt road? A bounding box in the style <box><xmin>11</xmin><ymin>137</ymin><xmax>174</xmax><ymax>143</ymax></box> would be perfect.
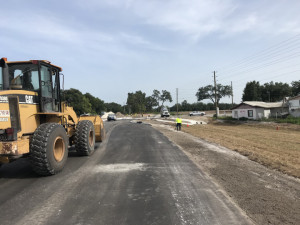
<box><xmin>0</xmin><ymin>120</ymin><xmax>253</xmax><ymax>225</ymax></box>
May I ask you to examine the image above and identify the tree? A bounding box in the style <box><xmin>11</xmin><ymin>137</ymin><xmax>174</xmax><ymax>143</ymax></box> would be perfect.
<box><xmin>104</xmin><ymin>102</ymin><xmax>123</xmax><ymax>113</ymax></box>
<box><xmin>152</xmin><ymin>89</ymin><xmax>160</xmax><ymax>108</ymax></box>
<box><xmin>196</xmin><ymin>84</ymin><xmax>231</xmax><ymax>105</ymax></box>
<box><xmin>151</xmin><ymin>89</ymin><xmax>173</xmax><ymax>108</ymax></box>
<box><xmin>291</xmin><ymin>80</ymin><xmax>300</xmax><ymax>96</ymax></box>
<box><xmin>84</xmin><ymin>93</ymin><xmax>105</xmax><ymax>114</ymax></box>
<box><xmin>261</xmin><ymin>81</ymin><xmax>291</xmax><ymax>102</ymax></box>
<box><xmin>126</xmin><ymin>91</ymin><xmax>146</xmax><ymax>113</ymax></box>
<box><xmin>160</xmin><ymin>90</ymin><xmax>173</xmax><ymax>106</ymax></box>
<box><xmin>181</xmin><ymin>100</ymin><xmax>192</xmax><ymax>111</ymax></box>
<box><xmin>62</xmin><ymin>88</ymin><xmax>92</xmax><ymax>115</ymax></box>
<box><xmin>242</xmin><ymin>81</ymin><xmax>262</xmax><ymax>101</ymax></box>
<box><xmin>169</xmin><ymin>101</ymin><xmax>234</xmax><ymax>111</ymax></box>
<box><xmin>145</xmin><ymin>96</ymin><xmax>158</xmax><ymax>112</ymax></box>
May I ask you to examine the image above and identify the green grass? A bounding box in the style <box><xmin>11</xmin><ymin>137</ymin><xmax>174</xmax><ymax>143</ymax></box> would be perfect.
<box><xmin>265</xmin><ymin>116</ymin><xmax>300</xmax><ymax>125</ymax></box>
<box><xmin>213</xmin><ymin>114</ymin><xmax>300</xmax><ymax>125</ymax></box>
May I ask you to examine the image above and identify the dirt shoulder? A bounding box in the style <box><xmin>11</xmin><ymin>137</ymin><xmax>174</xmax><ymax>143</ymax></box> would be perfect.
<box><xmin>148</xmin><ymin>120</ymin><xmax>300</xmax><ymax>225</ymax></box>
<box><xmin>183</xmin><ymin>120</ymin><xmax>300</xmax><ymax>178</ymax></box>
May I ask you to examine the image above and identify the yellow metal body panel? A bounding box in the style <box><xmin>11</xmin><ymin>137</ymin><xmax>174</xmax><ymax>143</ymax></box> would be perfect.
<box><xmin>0</xmin><ymin>90</ymin><xmax>40</xmax><ymax>136</ymax></box>
<box><xmin>0</xmin><ymin>137</ymin><xmax>29</xmax><ymax>155</ymax></box>
<box><xmin>61</xmin><ymin>104</ymin><xmax>79</xmax><ymax>124</ymax></box>
<box><xmin>0</xmin><ymin>102</ymin><xmax>10</xmax><ymax>129</ymax></box>
<box><xmin>19</xmin><ymin>104</ymin><xmax>40</xmax><ymax>134</ymax></box>
<box><xmin>0</xmin><ymin>89</ymin><xmax>104</xmax><ymax>162</ymax></box>
<box><xmin>0</xmin><ymin>141</ymin><xmax>18</xmax><ymax>155</ymax></box>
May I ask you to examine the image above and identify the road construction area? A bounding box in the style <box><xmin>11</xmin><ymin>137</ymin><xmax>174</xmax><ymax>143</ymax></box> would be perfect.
<box><xmin>0</xmin><ymin>119</ymin><xmax>299</xmax><ymax>225</ymax></box>
<box><xmin>148</xmin><ymin>117</ymin><xmax>300</xmax><ymax>225</ymax></box>
<box><xmin>0</xmin><ymin>120</ymin><xmax>253</xmax><ymax>225</ymax></box>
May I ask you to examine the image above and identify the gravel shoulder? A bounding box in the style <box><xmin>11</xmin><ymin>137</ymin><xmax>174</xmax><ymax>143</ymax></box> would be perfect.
<box><xmin>148</xmin><ymin>121</ymin><xmax>300</xmax><ymax>225</ymax></box>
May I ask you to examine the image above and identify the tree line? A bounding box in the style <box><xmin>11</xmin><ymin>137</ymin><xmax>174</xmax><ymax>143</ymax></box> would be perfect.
<box><xmin>62</xmin><ymin>88</ymin><xmax>175</xmax><ymax>115</ymax></box>
<box><xmin>62</xmin><ymin>88</ymin><xmax>123</xmax><ymax>115</ymax></box>
<box><xmin>62</xmin><ymin>79</ymin><xmax>300</xmax><ymax>115</ymax></box>
<box><xmin>242</xmin><ymin>80</ymin><xmax>300</xmax><ymax>102</ymax></box>
<box><xmin>126</xmin><ymin>89</ymin><xmax>173</xmax><ymax>114</ymax></box>
<box><xmin>126</xmin><ymin>89</ymin><xmax>234</xmax><ymax>113</ymax></box>
<box><xmin>169</xmin><ymin>101</ymin><xmax>234</xmax><ymax>112</ymax></box>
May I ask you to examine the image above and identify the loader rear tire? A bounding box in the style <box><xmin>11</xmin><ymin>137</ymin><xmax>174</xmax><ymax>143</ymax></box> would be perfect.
<box><xmin>75</xmin><ymin>120</ymin><xmax>95</xmax><ymax>156</ymax></box>
<box><xmin>30</xmin><ymin>123</ymin><xmax>68</xmax><ymax>176</ymax></box>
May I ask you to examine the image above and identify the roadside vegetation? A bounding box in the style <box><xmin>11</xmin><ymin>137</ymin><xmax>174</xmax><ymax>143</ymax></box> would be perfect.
<box><xmin>62</xmin><ymin>88</ymin><xmax>123</xmax><ymax>115</ymax></box>
<box><xmin>261</xmin><ymin>116</ymin><xmax>300</xmax><ymax>125</ymax></box>
<box><xmin>215</xmin><ymin>115</ymin><xmax>300</xmax><ymax>125</ymax></box>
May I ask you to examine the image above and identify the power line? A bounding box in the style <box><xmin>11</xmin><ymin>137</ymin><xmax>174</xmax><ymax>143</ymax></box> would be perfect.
<box><xmin>218</xmin><ymin>48</ymin><xmax>300</xmax><ymax>76</ymax></box>
<box><xmin>232</xmin><ymin>69</ymin><xmax>300</xmax><ymax>84</ymax></box>
<box><xmin>218</xmin><ymin>52</ymin><xmax>300</xmax><ymax>81</ymax></box>
<box><xmin>217</xmin><ymin>33</ymin><xmax>300</xmax><ymax>72</ymax></box>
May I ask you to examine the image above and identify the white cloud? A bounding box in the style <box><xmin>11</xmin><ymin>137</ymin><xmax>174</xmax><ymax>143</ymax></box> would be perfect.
<box><xmin>0</xmin><ymin>11</ymin><xmax>115</xmax><ymax>45</ymax></box>
<box><xmin>119</xmin><ymin>33</ymin><xmax>170</xmax><ymax>51</ymax></box>
<box><xmin>81</xmin><ymin>0</ymin><xmax>300</xmax><ymax>40</ymax></box>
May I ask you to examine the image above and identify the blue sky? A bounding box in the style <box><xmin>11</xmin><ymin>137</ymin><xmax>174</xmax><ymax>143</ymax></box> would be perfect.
<box><xmin>1</xmin><ymin>0</ymin><xmax>300</xmax><ymax>106</ymax></box>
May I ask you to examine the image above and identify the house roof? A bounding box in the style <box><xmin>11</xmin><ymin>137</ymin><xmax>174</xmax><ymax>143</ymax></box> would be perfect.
<box><xmin>232</xmin><ymin>101</ymin><xmax>285</xmax><ymax>110</ymax></box>
<box><xmin>288</xmin><ymin>95</ymin><xmax>300</xmax><ymax>101</ymax></box>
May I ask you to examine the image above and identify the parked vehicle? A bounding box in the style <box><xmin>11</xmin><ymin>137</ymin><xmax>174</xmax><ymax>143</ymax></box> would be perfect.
<box><xmin>189</xmin><ymin>111</ymin><xmax>206</xmax><ymax>116</ymax></box>
<box><xmin>107</xmin><ymin>113</ymin><xmax>117</xmax><ymax>121</ymax></box>
<box><xmin>161</xmin><ymin>107</ymin><xmax>170</xmax><ymax>117</ymax></box>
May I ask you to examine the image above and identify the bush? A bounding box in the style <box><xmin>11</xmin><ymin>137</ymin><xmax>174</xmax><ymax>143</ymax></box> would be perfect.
<box><xmin>260</xmin><ymin>115</ymin><xmax>300</xmax><ymax>125</ymax></box>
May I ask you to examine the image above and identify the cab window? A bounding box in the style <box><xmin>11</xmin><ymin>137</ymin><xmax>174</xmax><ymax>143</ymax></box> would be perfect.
<box><xmin>8</xmin><ymin>64</ymin><xmax>39</xmax><ymax>91</ymax></box>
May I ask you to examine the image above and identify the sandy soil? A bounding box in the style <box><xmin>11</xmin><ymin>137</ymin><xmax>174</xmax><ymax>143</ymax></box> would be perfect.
<box><xmin>148</xmin><ymin>120</ymin><xmax>300</xmax><ymax>225</ymax></box>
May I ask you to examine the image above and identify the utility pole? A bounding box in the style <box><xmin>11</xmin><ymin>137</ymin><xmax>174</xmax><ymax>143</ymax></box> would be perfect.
<box><xmin>214</xmin><ymin>71</ymin><xmax>219</xmax><ymax>118</ymax></box>
<box><xmin>231</xmin><ymin>81</ymin><xmax>233</xmax><ymax>107</ymax></box>
<box><xmin>176</xmin><ymin>88</ymin><xmax>178</xmax><ymax>116</ymax></box>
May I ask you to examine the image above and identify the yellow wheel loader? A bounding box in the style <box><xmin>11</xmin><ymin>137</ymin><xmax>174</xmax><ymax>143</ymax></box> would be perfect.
<box><xmin>0</xmin><ymin>57</ymin><xmax>105</xmax><ymax>175</ymax></box>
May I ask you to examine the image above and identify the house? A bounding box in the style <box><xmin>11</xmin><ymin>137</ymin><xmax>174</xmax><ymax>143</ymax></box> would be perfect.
<box><xmin>288</xmin><ymin>95</ymin><xmax>300</xmax><ymax>117</ymax></box>
<box><xmin>232</xmin><ymin>101</ymin><xmax>288</xmax><ymax>120</ymax></box>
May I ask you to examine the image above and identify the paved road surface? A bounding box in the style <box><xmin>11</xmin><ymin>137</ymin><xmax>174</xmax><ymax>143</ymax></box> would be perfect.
<box><xmin>0</xmin><ymin>121</ymin><xmax>253</xmax><ymax>225</ymax></box>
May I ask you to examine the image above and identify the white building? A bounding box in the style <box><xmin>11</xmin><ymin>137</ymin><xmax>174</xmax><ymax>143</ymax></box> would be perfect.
<box><xmin>288</xmin><ymin>95</ymin><xmax>300</xmax><ymax>117</ymax></box>
<box><xmin>232</xmin><ymin>101</ymin><xmax>288</xmax><ymax>120</ymax></box>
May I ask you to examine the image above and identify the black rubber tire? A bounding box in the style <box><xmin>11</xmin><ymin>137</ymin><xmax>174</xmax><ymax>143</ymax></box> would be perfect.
<box><xmin>30</xmin><ymin>123</ymin><xmax>68</xmax><ymax>176</ymax></box>
<box><xmin>75</xmin><ymin>120</ymin><xmax>95</xmax><ymax>156</ymax></box>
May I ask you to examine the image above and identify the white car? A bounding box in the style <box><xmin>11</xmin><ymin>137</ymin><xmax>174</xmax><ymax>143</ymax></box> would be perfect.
<box><xmin>161</xmin><ymin>107</ymin><xmax>170</xmax><ymax>117</ymax></box>
<box><xmin>189</xmin><ymin>111</ymin><xmax>206</xmax><ymax>116</ymax></box>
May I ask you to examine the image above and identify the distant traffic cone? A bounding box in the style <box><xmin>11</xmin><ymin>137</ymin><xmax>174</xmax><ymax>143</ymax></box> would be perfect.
<box><xmin>187</xmin><ymin>124</ymin><xmax>189</xmax><ymax>127</ymax></box>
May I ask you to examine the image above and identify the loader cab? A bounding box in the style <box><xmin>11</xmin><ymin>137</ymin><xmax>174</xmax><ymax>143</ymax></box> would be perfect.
<box><xmin>0</xmin><ymin>58</ymin><xmax>62</xmax><ymax>113</ymax></box>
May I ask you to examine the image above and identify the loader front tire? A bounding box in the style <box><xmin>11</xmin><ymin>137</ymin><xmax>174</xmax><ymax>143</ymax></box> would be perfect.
<box><xmin>30</xmin><ymin>123</ymin><xmax>68</xmax><ymax>176</ymax></box>
<box><xmin>75</xmin><ymin>120</ymin><xmax>95</xmax><ymax>156</ymax></box>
